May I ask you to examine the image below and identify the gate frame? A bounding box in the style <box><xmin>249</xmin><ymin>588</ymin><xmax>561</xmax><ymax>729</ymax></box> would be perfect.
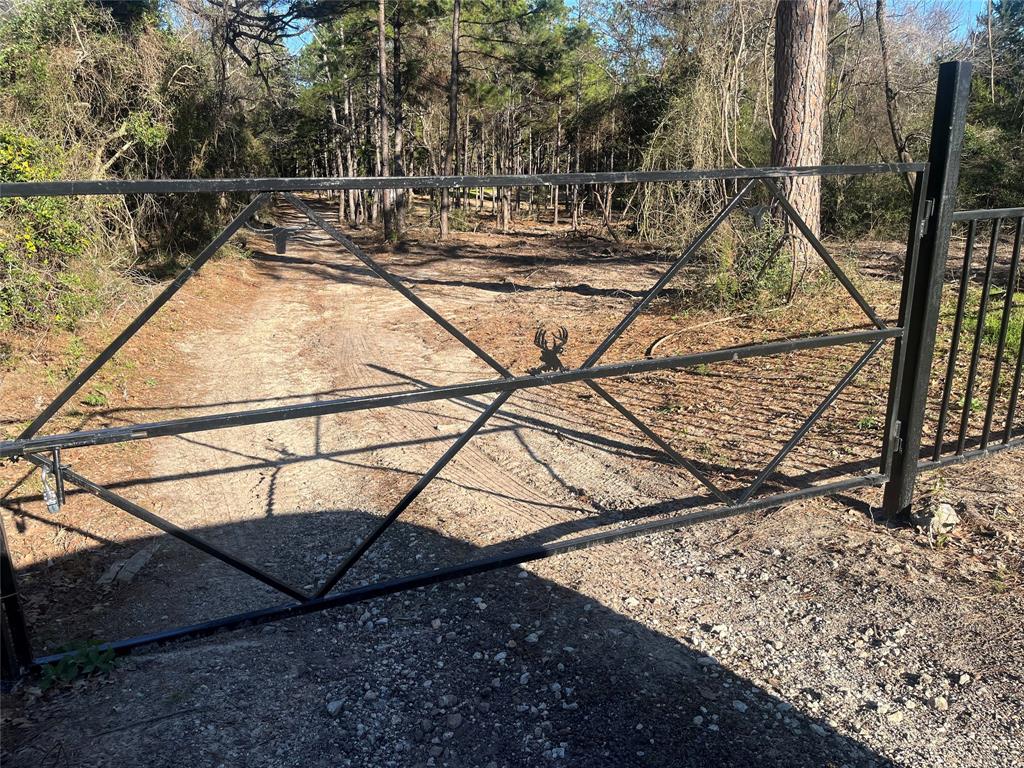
<box><xmin>2</xmin><ymin>59</ymin><xmax>1015</xmax><ymax>681</ymax></box>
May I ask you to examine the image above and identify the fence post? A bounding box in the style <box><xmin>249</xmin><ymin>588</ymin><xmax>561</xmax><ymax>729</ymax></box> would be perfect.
<box><xmin>1</xmin><ymin>517</ymin><xmax>33</xmax><ymax>683</ymax></box>
<box><xmin>882</xmin><ymin>61</ymin><xmax>972</xmax><ymax>517</ymax></box>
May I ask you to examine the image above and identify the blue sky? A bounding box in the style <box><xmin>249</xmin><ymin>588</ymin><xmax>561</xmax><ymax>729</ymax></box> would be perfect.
<box><xmin>950</xmin><ymin>0</ymin><xmax>988</xmax><ymax>35</ymax></box>
<box><xmin>285</xmin><ymin>31</ymin><xmax>311</xmax><ymax>54</ymax></box>
<box><xmin>283</xmin><ymin>0</ymin><xmax>990</xmax><ymax>55</ymax></box>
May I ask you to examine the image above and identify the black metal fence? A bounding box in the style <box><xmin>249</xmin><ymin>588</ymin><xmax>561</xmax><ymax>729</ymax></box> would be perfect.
<box><xmin>0</xmin><ymin>61</ymin><xmax>1019</xmax><ymax>679</ymax></box>
<box><xmin>919</xmin><ymin>208</ymin><xmax>1024</xmax><ymax>469</ymax></box>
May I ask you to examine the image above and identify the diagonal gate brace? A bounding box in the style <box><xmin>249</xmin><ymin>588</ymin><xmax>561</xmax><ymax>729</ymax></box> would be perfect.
<box><xmin>18</xmin><ymin>195</ymin><xmax>272</xmax><ymax>442</ymax></box>
<box><xmin>25</xmin><ymin>454</ymin><xmax>309</xmax><ymax>603</ymax></box>
<box><xmin>303</xmin><ymin>185</ymin><xmax>762</xmax><ymax>591</ymax></box>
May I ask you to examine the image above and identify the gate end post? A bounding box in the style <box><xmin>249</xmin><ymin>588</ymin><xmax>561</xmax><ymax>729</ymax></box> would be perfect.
<box><xmin>1</xmin><ymin>515</ymin><xmax>33</xmax><ymax>684</ymax></box>
<box><xmin>882</xmin><ymin>61</ymin><xmax>973</xmax><ymax>518</ymax></box>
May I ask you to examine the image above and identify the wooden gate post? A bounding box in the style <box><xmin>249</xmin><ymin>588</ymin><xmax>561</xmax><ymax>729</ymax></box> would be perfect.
<box><xmin>882</xmin><ymin>61</ymin><xmax>973</xmax><ymax>517</ymax></box>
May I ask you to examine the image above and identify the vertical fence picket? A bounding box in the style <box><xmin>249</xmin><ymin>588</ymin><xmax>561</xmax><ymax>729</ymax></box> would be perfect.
<box><xmin>957</xmin><ymin>219</ymin><xmax>1001</xmax><ymax>453</ymax></box>
<box><xmin>1005</xmin><ymin>293</ymin><xmax>1024</xmax><ymax>444</ymax></box>
<box><xmin>983</xmin><ymin>217</ymin><xmax>1023</xmax><ymax>447</ymax></box>
<box><xmin>933</xmin><ymin>220</ymin><xmax>978</xmax><ymax>459</ymax></box>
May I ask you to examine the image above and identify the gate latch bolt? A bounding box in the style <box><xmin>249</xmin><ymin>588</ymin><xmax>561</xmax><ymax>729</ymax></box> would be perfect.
<box><xmin>40</xmin><ymin>448</ymin><xmax>66</xmax><ymax>514</ymax></box>
<box><xmin>919</xmin><ymin>199</ymin><xmax>936</xmax><ymax>239</ymax></box>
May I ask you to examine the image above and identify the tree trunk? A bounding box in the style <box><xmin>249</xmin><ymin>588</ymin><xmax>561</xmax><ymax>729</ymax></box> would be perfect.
<box><xmin>392</xmin><ymin>4</ymin><xmax>407</xmax><ymax>236</ymax></box>
<box><xmin>527</xmin><ymin>126</ymin><xmax>535</xmax><ymax>216</ymax></box>
<box><xmin>571</xmin><ymin>5</ymin><xmax>583</xmax><ymax>235</ymax></box>
<box><xmin>368</xmin><ymin>90</ymin><xmax>379</xmax><ymax>225</ymax></box>
<box><xmin>553</xmin><ymin>101</ymin><xmax>561</xmax><ymax>226</ymax></box>
<box><xmin>478</xmin><ymin>122</ymin><xmax>485</xmax><ymax>211</ymax></box>
<box><xmin>376</xmin><ymin>0</ymin><xmax>396</xmax><ymax>242</ymax></box>
<box><xmin>491</xmin><ymin>130</ymin><xmax>498</xmax><ymax>216</ymax></box>
<box><xmin>324</xmin><ymin>51</ymin><xmax>346</xmax><ymax>223</ymax></box>
<box><xmin>500</xmin><ymin>106</ymin><xmax>512</xmax><ymax>232</ymax></box>
<box><xmin>440</xmin><ymin>0</ymin><xmax>461</xmax><ymax>238</ymax></box>
<box><xmin>460</xmin><ymin>111</ymin><xmax>469</xmax><ymax>208</ymax></box>
<box><xmin>345</xmin><ymin>75</ymin><xmax>359</xmax><ymax>225</ymax></box>
<box><xmin>772</xmin><ymin>0</ymin><xmax>829</xmax><ymax>275</ymax></box>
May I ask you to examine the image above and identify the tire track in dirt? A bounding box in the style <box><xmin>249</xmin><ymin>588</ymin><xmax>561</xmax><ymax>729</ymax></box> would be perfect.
<box><xmin>119</xmin><ymin>205</ymin><xmax>677</xmax><ymax>632</ymax></box>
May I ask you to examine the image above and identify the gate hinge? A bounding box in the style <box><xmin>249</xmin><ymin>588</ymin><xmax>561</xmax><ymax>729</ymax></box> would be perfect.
<box><xmin>918</xmin><ymin>199</ymin><xmax>936</xmax><ymax>239</ymax></box>
<box><xmin>891</xmin><ymin>420</ymin><xmax>903</xmax><ymax>454</ymax></box>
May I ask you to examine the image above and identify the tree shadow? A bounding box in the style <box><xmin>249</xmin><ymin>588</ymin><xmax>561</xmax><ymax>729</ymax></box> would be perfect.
<box><xmin>1</xmin><ymin>505</ymin><xmax>897</xmax><ymax>767</ymax></box>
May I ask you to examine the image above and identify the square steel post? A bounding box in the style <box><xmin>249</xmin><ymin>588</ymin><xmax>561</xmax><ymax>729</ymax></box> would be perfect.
<box><xmin>882</xmin><ymin>61</ymin><xmax>973</xmax><ymax>517</ymax></box>
<box><xmin>1</xmin><ymin>518</ymin><xmax>33</xmax><ymax>682</ymax></box>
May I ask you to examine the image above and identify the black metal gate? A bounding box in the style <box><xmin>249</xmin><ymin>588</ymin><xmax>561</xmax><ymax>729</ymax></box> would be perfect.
<box><xmin>1</xmin><ymin>61</ymin><xmax>1019</xmax><ymax>678</ymax></box>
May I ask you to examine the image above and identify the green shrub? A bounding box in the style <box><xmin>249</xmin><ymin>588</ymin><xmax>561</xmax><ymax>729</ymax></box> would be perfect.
<box><xmin>0</xmin><ymin>128</ymin><xmax>90</xmax><ymax>331</ymax></box>
<box><xmin>698</xmin><ymin>218</ymin><xmax>792</xmax><ymax>311</ymax></box>
<box><xmin>0</xmin><ymin>0</ymin><xmax>272</xmax><ymax>335</ymax></box>
<box><xmin>823</xmin><ymin>173</ymin><xmax>912</xmax><ymax>239</ymax></box>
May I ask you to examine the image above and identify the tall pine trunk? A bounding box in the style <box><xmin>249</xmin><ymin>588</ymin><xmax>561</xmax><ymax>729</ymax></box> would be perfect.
<box><xmin>393</xmin><ymin>5</ymin><xmax>407</xmax><ymax>235</ymax></box>
<box><xmin>345</xmin><ymin>76</ymin><xmax>360</xmax><ymax>225</ymax></box>
<box><xmin>771</xmin><ymin>0</ymin><xmax>829</xmax><ymax>275</ymax></box>
<box><xmin>377</xmin><ymin>0</ymin><xmax>397</xmax><ymax>242</ymax></box>
<box><xmin>553</xmin><ymin>101</ymin><xmax>561</xmax><ymax>226</ymax></box>
<box><xmin>324</xmin><ymin>50</ymin><xmax>346</xmax><ymax>223</ymax></box>
<box><xmin>440</xmin><ymin>0</ymin><xmax>460</xmax><ymax>238</ymax></box>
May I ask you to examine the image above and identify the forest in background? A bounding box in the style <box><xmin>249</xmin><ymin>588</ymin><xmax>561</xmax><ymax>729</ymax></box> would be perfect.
<box><xmin>0</xmin><ymin>0</ymin><xmax>1022</xmax><ymax>336</ymax></box>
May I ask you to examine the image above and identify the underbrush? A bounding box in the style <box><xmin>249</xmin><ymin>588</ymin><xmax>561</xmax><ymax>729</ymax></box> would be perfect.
<box><xmin>653</xmin><ymin>218</ymin><xmax>807</xmax><ymax>315</ymax></box>
<box><xmin>0</xmin><ymin>130</ymin><xmax>93</xmax><ymax>331</ymax></box>
<box><xmin>699</xmin><ymin>219</ymin><xmax>793</xmax><ymax>311</ymax></box>
<box><xmin>0</xmin><ymin>0</ymin><xmax>271</xmax><ymax>339</ymax></box>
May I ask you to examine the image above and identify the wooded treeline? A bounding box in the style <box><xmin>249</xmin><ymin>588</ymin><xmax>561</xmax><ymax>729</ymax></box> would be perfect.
<box><xmin>269</xmin><ymin>0</ymin><xmax>1023</xmax><ymax>239</ymax></box>
<box><xmin>1</xmin><ymin>0</ymin><xmax>1022</xmax><ymax>333</ymax></box>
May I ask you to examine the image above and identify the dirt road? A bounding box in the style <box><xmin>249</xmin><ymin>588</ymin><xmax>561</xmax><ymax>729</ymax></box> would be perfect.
<box><xmin>2</xmin><ymin>201</ymin><xmax>1021</xmax><ymax>767</ymax></box>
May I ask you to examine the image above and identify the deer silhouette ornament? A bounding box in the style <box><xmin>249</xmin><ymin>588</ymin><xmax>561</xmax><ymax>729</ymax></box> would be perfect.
<box><xmin>529</xmin><ymin>326</ymin><xmax>569</xmax><ymax>374</ymax></box>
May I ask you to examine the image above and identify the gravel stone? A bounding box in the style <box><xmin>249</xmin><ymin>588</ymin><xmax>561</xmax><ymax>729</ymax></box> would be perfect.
<box><xmin>326</xmin><ymin>700</ymin><xmax>345</xmax><ymax>717</ymax></box>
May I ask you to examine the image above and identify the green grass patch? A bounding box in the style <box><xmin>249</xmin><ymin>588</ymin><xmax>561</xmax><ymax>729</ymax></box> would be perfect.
<box><xmin>955</xmin><ymin>288</ymin><xmax>1022</xmax><ymax>358</ymax></box>
<box><xmin>39</xmin><ymin>641</ymin><xmax>117</xmax><ymax>691</ymax></box>
<box><xmin>81</xmin><ymin>387</ymin><xmax>109</xmax><ymax>407</ymax></box>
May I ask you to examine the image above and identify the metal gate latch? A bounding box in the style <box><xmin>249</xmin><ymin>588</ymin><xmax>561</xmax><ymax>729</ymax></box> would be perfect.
<box><xmin>40</xmin><ymin>448</ymin><xmax>66</xmax><ymax>514</ymax></box>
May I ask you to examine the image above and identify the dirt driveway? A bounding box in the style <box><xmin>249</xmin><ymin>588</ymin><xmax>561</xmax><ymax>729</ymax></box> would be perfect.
<box><xmin>2</xmin><ymin>200</ymin><xmax>1021</xmax><ymax>767</ymax></box>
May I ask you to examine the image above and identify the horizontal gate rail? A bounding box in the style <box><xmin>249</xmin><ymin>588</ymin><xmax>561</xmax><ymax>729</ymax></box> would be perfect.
<box><xmin>4</xmin><ymin>59</ymin><xmax>1017</xmax><ymax>679</ymax></box>
<box><xmin>0</xmin><ymin>328</ymin><xmax>900</xmax><ymax>460</ymax></box>
<box><xmin>29</xmin><ymin>471</ymin><xmax>885</xmax><ymax>667</ymax></box>
<box><xmin>0</xmin><ymin>163</ymin><xmax>927</xmax><ymax>199</ymax></box>
<box><xmin>950</xmin><ymin>206</ymin><xmax>1024</xmax><ymax>222</ymax></box>
<box><xmin>921</xmin><ymin>436</ymin><xmax>1023</xmax><ymax>471</ymax></box>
